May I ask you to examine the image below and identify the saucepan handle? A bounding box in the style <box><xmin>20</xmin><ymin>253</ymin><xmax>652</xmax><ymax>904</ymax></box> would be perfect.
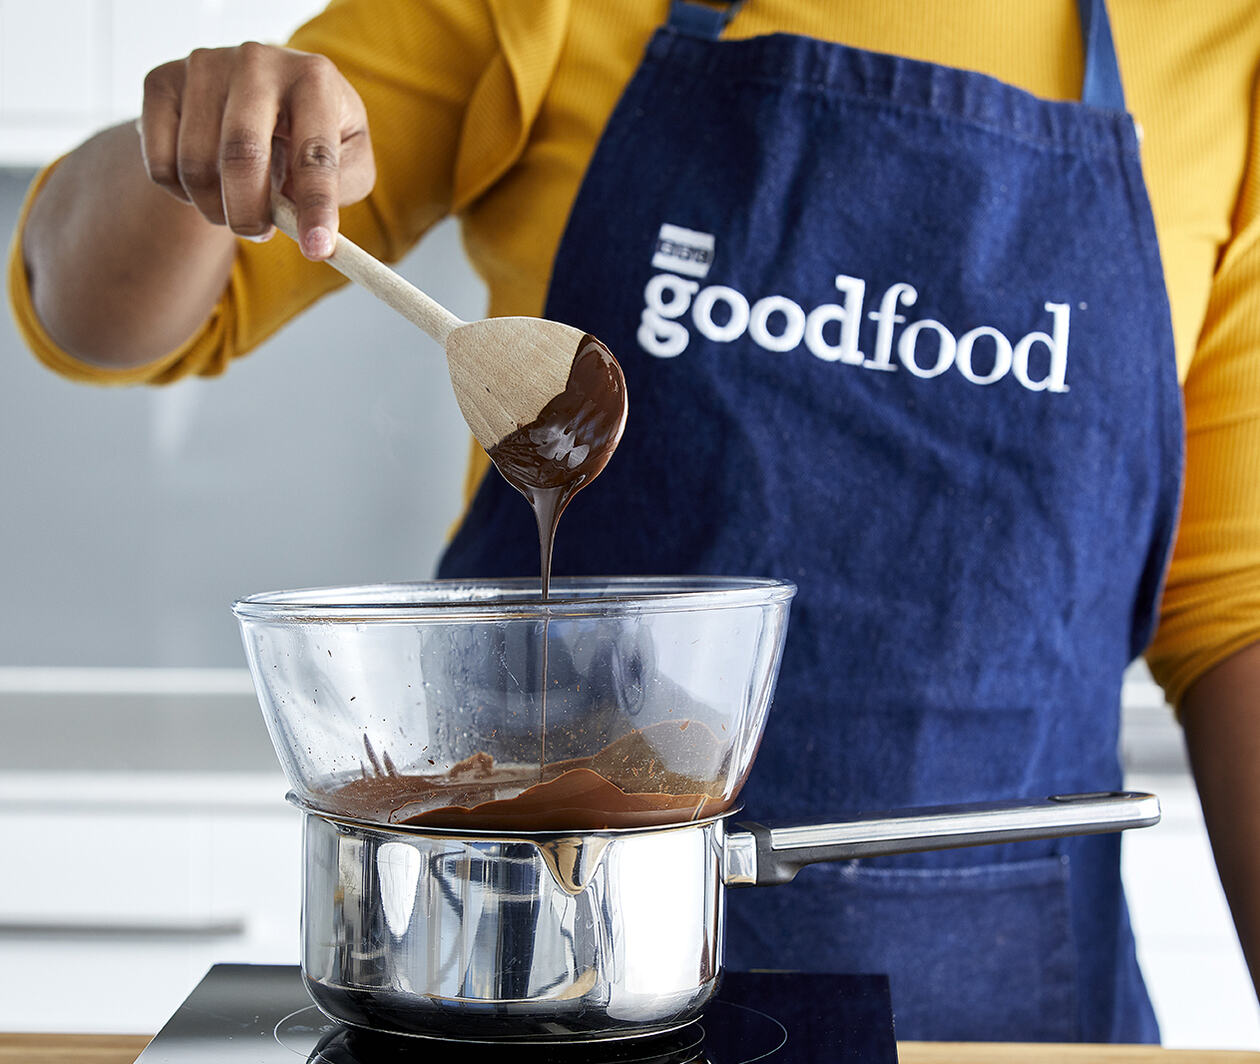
<box><xmin>722</xmin><ymin>791</ymin><xmax>1159</xmax><ymax>887</ymax></box>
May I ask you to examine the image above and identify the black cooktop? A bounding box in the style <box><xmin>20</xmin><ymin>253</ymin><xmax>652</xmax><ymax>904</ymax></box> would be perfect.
<box><xmin>134</xmin><ymin>965</ymin><xmax>898</xmax><ymax>1063</ymax></box>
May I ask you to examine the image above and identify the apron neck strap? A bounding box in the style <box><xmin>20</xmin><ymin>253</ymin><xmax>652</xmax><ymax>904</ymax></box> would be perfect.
<box><xmin>1077</xmin><ymin>0</ymin><xmax>1126</xmax><ymax>110</ymax></box>
<box><xmin>667</xmin><ymin>0</ymin><xmax>744</xmax><ymax>40</ymax></box>
<box><xmin>668</xmin><ymin>0</ymin><xmax>1126</xmax><ymax>112</ymax></box>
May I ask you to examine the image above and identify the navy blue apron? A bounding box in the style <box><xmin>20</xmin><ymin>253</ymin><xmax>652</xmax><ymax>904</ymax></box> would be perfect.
<box><xmin>439</xmin><ymin>0</ymin><xmax>1183</xmax><ymax>1042</ymax></box>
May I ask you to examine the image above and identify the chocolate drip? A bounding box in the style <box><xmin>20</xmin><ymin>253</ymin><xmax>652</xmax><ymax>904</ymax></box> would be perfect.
<box><xmin>338</xmin><ymin>333</ymin><xmax>635</xmax><ymax>831</ymax></box>
<box><xmin>486</xmin><ymin>334</ymin><xmax>626</xmax><ymax>598</ymax></box>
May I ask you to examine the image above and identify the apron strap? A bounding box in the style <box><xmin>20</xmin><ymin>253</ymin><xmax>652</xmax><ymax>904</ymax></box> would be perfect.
<box><xmin>669</xmin><ymin>0</ymin><xmax>1126</xmax><ymax>111</ymax></box>
<box><xmin>1077</xmin><ymin>0</ymin><xmax>1126</xmax><ymax>111</ymax></box>
<box><xmin>667</xmin><ymin>0</ymin><xmax>744</xmax><ymax>40</ymax></box>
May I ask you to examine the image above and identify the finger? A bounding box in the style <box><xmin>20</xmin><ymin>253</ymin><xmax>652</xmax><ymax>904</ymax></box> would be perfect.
<box><xmin>336</xmin><ymin>120</ymin><xmax>376</xmax><ymax>206</ymax></box>
<box><xmin>284</xmin><ymin>55</ymin><xmax>343</xmax><ymax>259</ymax></box>
<box><xmin>139</xmin><ymin>60</ymin><xmax>188</xmax><ymax>202</ymax></box>
<box><xmin>175</xmin><ymin>48</ymin><xmax>231</xmax><ymax>225</ymax></box>
<box><xmin>269</xmin><ymin>134</ymin><xmax>289</xmax><ymax>198</ymax></box>
<box><xmin>219</xmin><ymin>44</ymin><xmax>282</xmax><ymax>238</ymax></box>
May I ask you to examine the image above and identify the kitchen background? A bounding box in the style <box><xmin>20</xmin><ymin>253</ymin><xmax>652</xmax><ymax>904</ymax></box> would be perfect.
<box><xmin>0</xmin><ymin>0</ymin><xmax>1256</xmax><ymax>1048</ymax></box>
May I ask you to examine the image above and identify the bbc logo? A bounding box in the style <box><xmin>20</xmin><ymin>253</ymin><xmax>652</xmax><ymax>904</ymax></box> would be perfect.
<box><xmin>651</xmin><ymin>223</ymin><xmax>715</xmax><ymax>279</ymax></box>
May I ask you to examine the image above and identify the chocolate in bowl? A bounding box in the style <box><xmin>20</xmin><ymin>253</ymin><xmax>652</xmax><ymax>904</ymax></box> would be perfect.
<box><xmin>324</xmin><ymin>719</ymin><xmax>733</xmax><ymax>831</ymax></box>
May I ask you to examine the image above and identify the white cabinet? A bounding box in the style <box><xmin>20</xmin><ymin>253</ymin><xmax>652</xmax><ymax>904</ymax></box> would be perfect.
<box><xmin>0</xmin><ymin>1</ymin><xmax>104</xmax><ymax>117</ymax></box>
<box><xmin>0</xmin><ymin>0</ymin><xmax>322</xmax><ymax>165</ymax></box>
<box><xmin>0</xmin><ymin>772</ymin><xmax>302</xmax><ymax>1034</ymax></box>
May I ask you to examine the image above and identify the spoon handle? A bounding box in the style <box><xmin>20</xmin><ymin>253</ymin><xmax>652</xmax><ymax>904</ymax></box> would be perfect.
<box><xmin>269</xmin><ymin>191</ymin><xmax>464</xmax><ymax>344</ymax></box>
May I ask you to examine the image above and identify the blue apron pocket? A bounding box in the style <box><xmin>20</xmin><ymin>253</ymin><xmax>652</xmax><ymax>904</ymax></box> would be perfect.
<box><xmin>724</xmin><ymin>855</ymin><xmax>1081</xmax><ymax>1042</ymax></box>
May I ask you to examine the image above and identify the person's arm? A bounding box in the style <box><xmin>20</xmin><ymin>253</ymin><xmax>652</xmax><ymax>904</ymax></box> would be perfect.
<box><xmin>1143</xmin><ymin>36</ymin><xmax>1260</xmax><ymax>1002</ymax></box>
<box><xmin>20</xmin><ymin>44</ymin><xmax>374</xmax><ymax>370</ymax></box>
<box><xmin>22</xmin><ymin>121</ymin><xmax>236</xmax><ymax>368</ymax></box>
<box><xmin>11</xmin><ymin>1</ymin><xmax>562</xmax><ymax>387</ymax></box>
<box><xmin>1180</xmin><ymin>643</ymin><xmax>1260</xmax><ymax>1001</ymax></box>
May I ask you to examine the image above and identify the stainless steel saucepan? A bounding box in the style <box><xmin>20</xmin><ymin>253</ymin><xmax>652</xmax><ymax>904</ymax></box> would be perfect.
<box><xmin>296</xmin><ymin>790</ymin><xmax>1158</xmax><ymax>1042</ymax></box>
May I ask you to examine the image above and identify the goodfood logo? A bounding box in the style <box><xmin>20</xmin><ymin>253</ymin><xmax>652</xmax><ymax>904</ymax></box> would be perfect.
<box><xmin>638</xmin><ymin>225</ymin><xmax>1072</xmax><ymax>393</ymax></box>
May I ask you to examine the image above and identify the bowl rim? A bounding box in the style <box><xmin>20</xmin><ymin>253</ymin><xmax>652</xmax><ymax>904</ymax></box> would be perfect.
<box><xmin>232</xmin><ymin>575</ymin><xmax>796</xmax><ymax>622</ymax></box>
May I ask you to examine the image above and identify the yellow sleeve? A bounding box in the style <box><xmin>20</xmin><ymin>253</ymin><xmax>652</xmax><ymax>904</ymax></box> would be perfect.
<box><xmin>1147</xmin><ymin>68</ymin><xmax>1260</xmax><ymax>705</ymax></box>
<box><xmin>6</xmin><ymin>0</ymin><xmax>567</xmax><ymax>386</ymax></box>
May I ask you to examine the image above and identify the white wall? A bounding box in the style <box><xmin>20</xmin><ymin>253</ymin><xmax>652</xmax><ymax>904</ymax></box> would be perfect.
<box><xmin>1</xmin><ymin>166</ymin><xmax>479</xmax><ymax>668</ymax></box>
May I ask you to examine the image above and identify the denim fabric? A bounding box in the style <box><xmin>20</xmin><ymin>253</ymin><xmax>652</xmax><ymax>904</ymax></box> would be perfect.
<box><xmin>438</xmin><ymin>2</ymin><xmax>1182</xmax><ymax>1042</ymax></box>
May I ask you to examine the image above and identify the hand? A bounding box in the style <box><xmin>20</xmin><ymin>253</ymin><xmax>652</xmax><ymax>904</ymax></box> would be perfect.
<box><xmin>139</xmin><ymin>42</ymin><xmax>375</xmax><ymax>260</ymax></box>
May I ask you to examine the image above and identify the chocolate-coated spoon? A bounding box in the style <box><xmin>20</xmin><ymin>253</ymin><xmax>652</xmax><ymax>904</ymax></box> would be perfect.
<box><xmin>268</xmin><ymin>192</ymin><xmax>627</xmax><ymax>464</ymax></box>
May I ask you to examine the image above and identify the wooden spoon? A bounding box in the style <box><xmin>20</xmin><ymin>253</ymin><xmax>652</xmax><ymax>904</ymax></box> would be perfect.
<box><xmin>268</xmin><ymin>192</ymin><xmax>626</xmax><ymax>458</ymax></box>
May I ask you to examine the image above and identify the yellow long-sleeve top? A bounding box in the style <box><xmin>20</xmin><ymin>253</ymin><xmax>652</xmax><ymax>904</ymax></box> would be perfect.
<box><xmin>9</xmin><ymin>0</ymin><xmax>1260</xmax><ymax>705</ymax></box>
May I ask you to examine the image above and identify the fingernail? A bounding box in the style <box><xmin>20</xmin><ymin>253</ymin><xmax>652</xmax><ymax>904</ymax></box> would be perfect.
<box><xmin>304</xmin><ymin>226</ymin><xmax>333</xmax><ymax>258</ymax></box>
<box><xmin>242</xmin><ymin>226</ymin><xmax>275</xmax><ymax>244</ymax></box>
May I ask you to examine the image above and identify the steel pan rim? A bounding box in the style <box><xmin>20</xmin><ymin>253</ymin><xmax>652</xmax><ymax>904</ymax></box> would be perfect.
<box><xmin>289</xmin><ymin>793</ymin><xmax>735</xmax><ymax>841</ymax></box>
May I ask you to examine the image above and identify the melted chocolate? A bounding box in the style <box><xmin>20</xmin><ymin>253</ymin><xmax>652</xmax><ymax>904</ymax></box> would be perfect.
<box><xmin>326</xmin><ymin>721</ymin><xmax>732</xmax><ymax>831</ymax></box>
<box><xmin>487</xmin><ymin>334</ymin><xmax>626</xmax><ymax>598</ymax></box>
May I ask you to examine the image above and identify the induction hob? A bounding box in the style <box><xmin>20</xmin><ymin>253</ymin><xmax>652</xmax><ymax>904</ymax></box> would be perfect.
<box><xmin>134</xmin><ymin>965</ymin><xmax>898</xmax><ymax>1063</ymax></box>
